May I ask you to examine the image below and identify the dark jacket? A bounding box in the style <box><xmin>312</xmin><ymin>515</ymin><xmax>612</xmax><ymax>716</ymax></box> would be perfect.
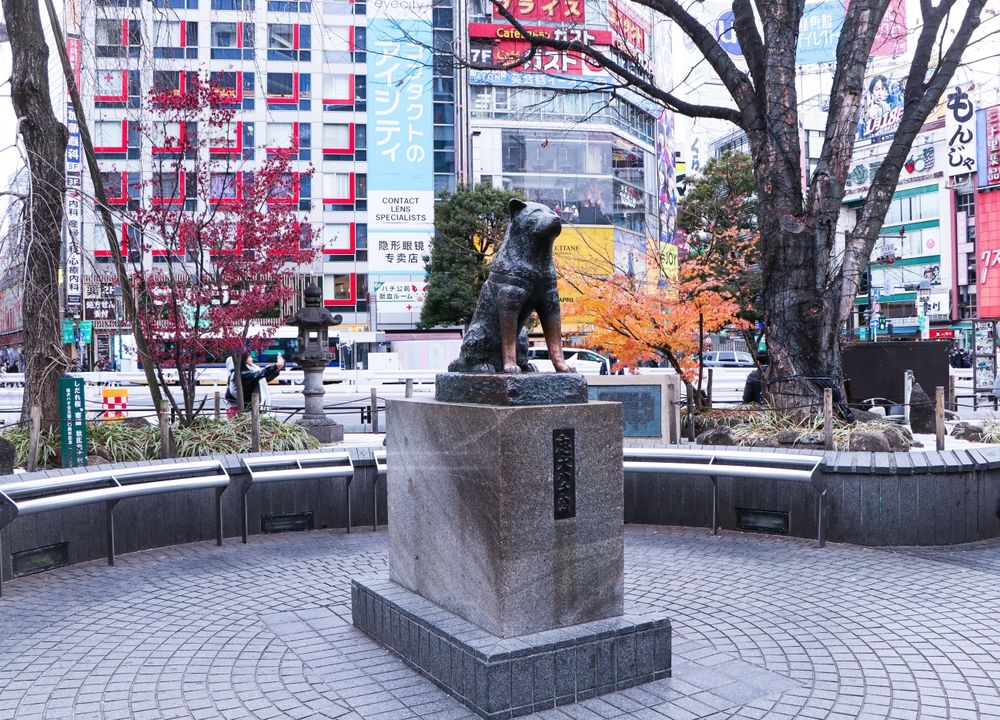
<box><xmin>227</xmin><ymin>364</ymin><xmax>280</xmax><ymax>409</ymax></box>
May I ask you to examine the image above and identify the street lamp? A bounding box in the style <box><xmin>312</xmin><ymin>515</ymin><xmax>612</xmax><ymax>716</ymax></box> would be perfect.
<box><xmin>917</xmin><ymin>279</ymin><xmax>932</xmax><ymax>340</ymax></box>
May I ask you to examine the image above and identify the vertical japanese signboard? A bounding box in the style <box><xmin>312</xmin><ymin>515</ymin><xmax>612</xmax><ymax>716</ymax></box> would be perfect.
<box><xmin>367</xmin><ymin>0</ymin><xmax>435</xmax><ymax>320</ymax></box>
<box><xmin>59</xmin><ymin>376</ymin><xmax>88</xmax><ymax>468</ymax></box>
<box><xmin>64</xmin><ymin>1</ymin><xmax>83</xmax><ymax>314</ymax></box>
<box><xmin>979</xmin><ymin>105</ymin><xmax>1000</xmax><ymax>188</ymax></box>
<box><xmin>945</xmin><ymin>84</ymin><xmax>977</xmax><ymax>177</ymax></box>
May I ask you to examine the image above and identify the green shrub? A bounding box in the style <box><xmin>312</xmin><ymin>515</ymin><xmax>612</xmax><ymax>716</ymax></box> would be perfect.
<box><xmin>1</xmin><ymin>414</ymin><xmax>321</xmax><ymax>469</ymax></box>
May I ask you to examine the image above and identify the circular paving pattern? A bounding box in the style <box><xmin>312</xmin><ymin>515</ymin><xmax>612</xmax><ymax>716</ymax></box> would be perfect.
<box><xmin>1</xmin><ymin>526</ymin><xmax>999</xmax><ymax>719</ymax></box>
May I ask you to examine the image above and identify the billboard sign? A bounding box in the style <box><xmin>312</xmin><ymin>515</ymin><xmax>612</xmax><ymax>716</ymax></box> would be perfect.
<box><xmin>978</xmin><ymin>105</ymin><xmax>1000</xmax><ymax>188</ymax></box>
<box><xmin>655</xmin><ymin>110</ymin><xmax>677</xmax><ymax>249</ymax></box>
<box><xmin>857</xmin><ymin>68</ymin><xmax>905</xmax><ymax>144</ymax></box>
<box><xmin>366</xmin><ymin>0</ymin><xmax>435</xmax><ymax>314</ymax></box>
<box><xmin>945</xmin><ymin>84</ymin><xmax>976</xmax><ymax>176</ymax></box>
<box><xmin>492</xmin><ymin>0</ymin><xmax>585</xmax><ymax>23</ymax></box>
<box><xmin>796</xmin><ymin>1</ymin><xmax>843</xmax><ymax>65</ymax></box>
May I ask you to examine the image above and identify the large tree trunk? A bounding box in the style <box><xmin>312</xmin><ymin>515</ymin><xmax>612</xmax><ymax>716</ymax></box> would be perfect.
<box><xmin>2</xmin><ymin>0</ymin><xmax>69</xmax><ymax>427</ymax></box>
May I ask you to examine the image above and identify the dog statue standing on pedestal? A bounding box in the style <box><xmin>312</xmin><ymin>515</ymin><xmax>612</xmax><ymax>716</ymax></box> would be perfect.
<box><xmin>448</xmin><ymin>198</ymin><xmax>573</xmax><ymax>374</ymax></box>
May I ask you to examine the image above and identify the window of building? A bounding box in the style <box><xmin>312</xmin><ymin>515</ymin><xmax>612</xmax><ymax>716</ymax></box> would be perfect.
<box><xmin>209</xmin><ymin>173</ymin><xmax>238</xmax><ymax>201</ymax></box>
<box><xmin>323</xmin><ymin>172</ymin><xmax>352</xmax><ymax>201</ymax></box>
<box><xmin>150</xmin><ymin>121</ymin><xmax>183</xmax><ymax>152</ymax></box>
<box><xmin>271</xmin><ymin>173</ymin><xmax>297</xmax><ymax>202</ymax></box>
<box><xmin>209</xmin><ymin>121</ymin><xmax>240</xmax><ymax>152</ymax></box>
<box><xmin>332</xmin><ymin>274</ymin><xmax>352</xmax><ymax>301</ymax></box>
<box><xmin>94</xmin><ymin>120</ymin><xmax>125</xmax><ymax>149</ymax></box>
<box><xmin>212</xmin><ymin>22</ymin><xmax>238</xmax><ymax>47</ymax></box>
<box><xmin>323</xmin><ymin>28</ymin><xmax>352</xmax><ymax>63</ymax></box>
<box><xmin>152</xmin><ymin>171</ymin><xmax>184</xmax><ymax>201</ymax></box>
<box><xmin>355</xmin><ymin>173</ymin><xmax>367</xmax><ymax>200</ymax></box>
<box><xmin>323</xmin><ymin>73</ymin><xmax>352</xmax><ymax>103</ymax></box>
<box><xmin>269</xmin><ymin>24</ymin><xmax>295</xmax><ymax>59</ymax></box>
<box><xmin>322</xmin><ymin>123</ymin><xmax>351</xmax><ymax>152</ymax></box>
<box><xmin>323</xmin><ymin>223</ymin><xmax>352</xmax><ymax>253</ymax></box>
<box><xmin>266</xmin><ymin>73</ymin><xmax>295</xmax><ymax>99</ymax></box>
<box><xmin>95</xmin><ymin>19</ymin><xmax>120</xmax><ymax>46</ymax></box>
<box><xmin>266</xmin><ymin>122</ymin><xmax>296</xmax><ymax>148</ymax></box>
<box><xmin>154</xmin><ymin>20</ymin><xmax>181</xmax><ymax>46</ymax></box>
<box><xmin>957</xmin><ymin>192</ymin><xmax>975</xmax><ymax>218</ymax></box>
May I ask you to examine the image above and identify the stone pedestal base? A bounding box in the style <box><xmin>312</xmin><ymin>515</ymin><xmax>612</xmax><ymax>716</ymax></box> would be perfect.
<box><xmin>353</xmin><ymin>578</ymin><xmax>671</xmax><ymax>720</ymax></box>
<box><xmin>296</xmin><ymin>418</ymin><xmax>344</xmax><ymax>444</ymax></box>
<box><xmin>385</xmin><ymin>398</ymin><xmax>625</xmax><ymax>638</ymax></box>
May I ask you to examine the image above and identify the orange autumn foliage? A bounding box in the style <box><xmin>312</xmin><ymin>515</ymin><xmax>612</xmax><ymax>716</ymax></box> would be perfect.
<box><xmin>563</xmin><ymin>245</ymin><xmax>745</xmax><ymax>384</ymax></box>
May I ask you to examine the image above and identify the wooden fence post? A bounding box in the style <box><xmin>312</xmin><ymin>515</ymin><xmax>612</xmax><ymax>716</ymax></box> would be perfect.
<box><xmin>823</xmin><ymin>388</ymin><xmax>833</xmax><ymax>451</ymax></box>
<box><xmin>706</xmin><ymin>369</ymin><xmax>713</xmax><ymax>407</ymax></box>
<box><xmin>26</xmin><ymin>406</ymin><xmax>41</xmax><ymax>472</ymax></box>
<box><xmin>159</xmin><ymin>400</ymin><xmax>172</xmax><ymax>459</ymax></box>
<box><xmin>251</xmin><ymin>392</ymin><xmax>261</xmax><ymax>453</ymax></box>
<box><xmin>405</xmin><ymin>378</ymin><xmax>414</xmax><ymax>398</ymax></box>
<box><xmin>948</xmin><ymin>375</ymin><xmax>956</xmax><ymax>412</ymax></box>
<box><xmin>371</xmin><ymin>388</ymin><xmax>379</xmax><ymax>434</ymax></box>
<box><xmin>935</xmin><ymin>386</ymin><xmax>945</xmax><ymax>451</ymax></box>
<box><xmin>214</xmin><ymin>391</ymin><xmax>221</xmax><ymax>420</ymax></box>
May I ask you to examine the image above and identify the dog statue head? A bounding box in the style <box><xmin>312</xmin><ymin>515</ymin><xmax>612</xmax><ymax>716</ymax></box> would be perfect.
<box><xmin>508</xmin><ymin>198</ymin><xmax>562</xmax><ymax>244</ymax></box>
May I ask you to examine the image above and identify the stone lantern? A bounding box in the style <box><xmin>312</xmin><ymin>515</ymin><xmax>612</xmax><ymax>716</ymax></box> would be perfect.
<box><xmin>289</xmin><ymin>284</ymin><xmax>344</xmax><ymax>443</ymax></box>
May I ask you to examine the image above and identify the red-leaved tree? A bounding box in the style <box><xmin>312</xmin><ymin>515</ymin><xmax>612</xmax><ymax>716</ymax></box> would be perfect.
<box><xmin>124</xmin><ymin>77</ymin><xmax>317</xmax><ymax>424</ymax></box>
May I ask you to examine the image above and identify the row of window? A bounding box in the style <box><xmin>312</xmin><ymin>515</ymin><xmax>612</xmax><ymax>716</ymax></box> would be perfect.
<box><xmin>99</xmin><ymin>0</ymin><xmax>364</xmax><ymax>14</ymax></box>
<box><xmin>471</xmin><ymin>85</ymin><xmax>656</xmax><ymax>145</ymax></box>
<box><xmin>95</xmin><ymin>19</ymin><xmax>362</xmax><ymax>59</ymax></box>
<box><xmin>94</xmin><ymin>118</ymin><xmax>365</xmax><ymax>156</ymax></box>
<box><xmin>99</xmin><ymin>168</ymin><xmax>367</xmax><ymax>206</ymax></box>
<box><xmin>94</xmin><ymin>69</ymin><xmax>362</xmax><ymax>109</ymax></box>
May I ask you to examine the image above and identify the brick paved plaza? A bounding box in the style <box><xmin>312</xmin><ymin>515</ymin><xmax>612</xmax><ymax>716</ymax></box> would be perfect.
<box><xmin>1</xmin><ymin>526</ymin><xmax>999</xmax><ymax>720</ymax></box>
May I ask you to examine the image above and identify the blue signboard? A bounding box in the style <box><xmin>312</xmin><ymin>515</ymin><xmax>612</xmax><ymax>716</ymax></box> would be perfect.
<box><xmin>796</xmin><ymin>1</ymin><xmax>845</xmax><ymax>65</ymax></box>
<box><xmin>366</xmin><ymin>2</ymin><xmax>436</xmax><ymax>297</ymax></box>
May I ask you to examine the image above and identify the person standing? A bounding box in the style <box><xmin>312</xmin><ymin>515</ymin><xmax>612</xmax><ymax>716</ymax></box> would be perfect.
<box><xmin>226</xmin><ymin>353</ymin><xmax>285</xmax><ymax>415</ymax></box>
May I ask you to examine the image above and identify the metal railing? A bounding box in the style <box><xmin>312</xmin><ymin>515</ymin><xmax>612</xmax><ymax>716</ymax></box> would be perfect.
<box><xmin>622</xmin><ymin>448</ymin><xmax>826</xmax><ymax>546</ymax></box>
<box><xmin>241</xmin><ymin>451</ymin><xmax>354</xmax><ymax>541</ymax></box>
<box><xmin>0</xmin><ymin>460</ymin><xmax>230</xmax><ymax>596</ymax></box>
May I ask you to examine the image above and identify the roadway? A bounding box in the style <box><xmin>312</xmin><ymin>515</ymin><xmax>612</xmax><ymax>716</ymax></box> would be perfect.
<box><xmin>0</xmin><ymin>366</ymin><xmax>992</xmax><ymax>432</ymax></box>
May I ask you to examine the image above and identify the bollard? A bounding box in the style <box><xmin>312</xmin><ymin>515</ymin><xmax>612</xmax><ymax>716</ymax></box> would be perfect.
<box><xmin>159</xmin><ymin>400</ymin><xmax>173</xmax><ymax>459</ymax></box>
<box><xmin>214</xmin><ymin>391</ymin><xmax>221</xmax><ymax>420</ymax></box>
<box><xmin>935</xmin><ymin>386</ymin><xmax>945</xmax><ymax>451</ymax></box>
<box><xmin>823</xmin><ymin>388</ymin><xmax>833</xmax><ymax>450</ymax></box>
<box><xmin>26</xmin><ymin>406</ymin><xmax>41</xmax><ymax>472</ymax></box>
<box><xmin>686</xmin><ymin>389</ymin><xmax>695</xmax><ymax>442</ymax></box>
<box><xmin>251</xmin><ymin>392</ymin><xmax>261</xmax><ymax>453</ymax></box>
<box><xmin>405</xmin><ymin>378</ymin><xmax>414</xmax><ymax>398</ymax></box>
<box><xmin>371</xmin><ymin>388</ymin><xmax>379</xmax><ymax>434</ymax></box>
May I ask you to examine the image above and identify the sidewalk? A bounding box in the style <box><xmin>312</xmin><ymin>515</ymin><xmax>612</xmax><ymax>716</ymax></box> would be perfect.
<box><xmin>1</xmin><ymin>526</ymin><xmax>998</xmax><ymax>719</ymax></box>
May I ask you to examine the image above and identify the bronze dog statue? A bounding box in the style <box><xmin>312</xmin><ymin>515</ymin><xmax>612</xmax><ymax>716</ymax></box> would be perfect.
<box><xmin>449</xmin><ymin>198</ymin><xmax>572</xmax><ymax>374</ymax></box>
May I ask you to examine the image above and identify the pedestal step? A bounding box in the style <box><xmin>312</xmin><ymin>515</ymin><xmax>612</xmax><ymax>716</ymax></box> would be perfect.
<box><xmin>353</xmin><ymin>577</ymin><xmax>671</xmax><ymax>720</ymax></box>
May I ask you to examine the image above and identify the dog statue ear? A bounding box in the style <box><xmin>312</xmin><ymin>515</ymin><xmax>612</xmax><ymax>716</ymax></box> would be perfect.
<box><xmin>508</xmin><ymin>198</ymin><xmax>527</xmax><ymax>215</ymax></box>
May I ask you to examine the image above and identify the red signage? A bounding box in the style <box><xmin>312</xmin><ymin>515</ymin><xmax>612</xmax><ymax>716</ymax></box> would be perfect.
<box><xmin>493</xmin><ymin>0</ymin><xmax>585</xmax><ymax>23</ymax></box>
<box><xmin>977</xmin><ymin>190</ymin><xmax>1000</xmax><ymax>318</ymax></box>
<box><xmin>986</xmin><ymin>105</ymin><xmax>1000</xmax><ymax>187</ymax></box>
<box><xmin>468</xmin><ymin>22</ymin><xmax>611</xmax><ymax>46</ymax></box>
<box><xmin>495</xmin><ymin>40</ymin><xmax>605</xmax><ymax>75</ymax></box>
<box><xmin>929</xmin><ymin>329</ymin><xmax>954</xmax><ymax>340</ymax></box>
<box><xmin>609</xmin><ymin>1</ymin><xmax>647</xmax><ymax>53</ymax></box>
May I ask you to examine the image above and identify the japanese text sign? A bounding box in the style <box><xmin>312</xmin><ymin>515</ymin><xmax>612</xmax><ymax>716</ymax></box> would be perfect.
<box><xmin>59</xmin><ymin>377</ymin><xmax>88</xmax><ymax>468</ymax></box>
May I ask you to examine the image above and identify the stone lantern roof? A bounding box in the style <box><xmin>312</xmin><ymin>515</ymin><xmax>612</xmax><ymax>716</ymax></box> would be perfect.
<box><xmin>289</xmin><ymin>284</ymin><xmax>343</xmax><ymax>328</ymax></box>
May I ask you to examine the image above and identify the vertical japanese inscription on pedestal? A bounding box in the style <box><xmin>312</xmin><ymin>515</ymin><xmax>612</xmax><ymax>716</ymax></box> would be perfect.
<box><xmin>553</xmin><ymin>428</ymin><xmax>576</xmax><ymax>520</ymax></box>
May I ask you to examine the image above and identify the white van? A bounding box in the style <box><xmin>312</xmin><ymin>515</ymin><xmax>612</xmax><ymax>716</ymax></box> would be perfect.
<box><xmin>527</xmin><ymin>347</ymin><xmax>610</xmax><ymax>374</ymax></box>
<box><xmin>701</xmin><ymin>351</ymin><xmax>755</xmax><ymax>367</ymax></box>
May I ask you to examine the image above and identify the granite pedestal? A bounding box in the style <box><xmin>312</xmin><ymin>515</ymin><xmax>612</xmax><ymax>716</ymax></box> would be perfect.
<box><xmin>351</xmin><ymin>392</ymin><xmax>671</xmax><ymax>717</ymax></box>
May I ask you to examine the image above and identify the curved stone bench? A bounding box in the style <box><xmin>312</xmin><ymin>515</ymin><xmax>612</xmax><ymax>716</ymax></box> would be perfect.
<box><xmin>624</xmin><ymin>445</ymin><xmax>1000</xmax><ymax>546</ymax></box>
<box><xmin>3</xmin><ymin>444</ymin><xmax>999</xmax><ymax>588</ymax></box>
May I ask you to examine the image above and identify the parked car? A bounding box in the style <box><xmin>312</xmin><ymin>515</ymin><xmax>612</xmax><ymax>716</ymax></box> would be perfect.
<box><xmin>527</xmin><ymin>347</ymin><xmax>611</xmax><ymax>374</ymax></box>
<box><xmin>701</xmin><ymin>351</ymin><xmax>755</xmax><ymax>367</ymax></box>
